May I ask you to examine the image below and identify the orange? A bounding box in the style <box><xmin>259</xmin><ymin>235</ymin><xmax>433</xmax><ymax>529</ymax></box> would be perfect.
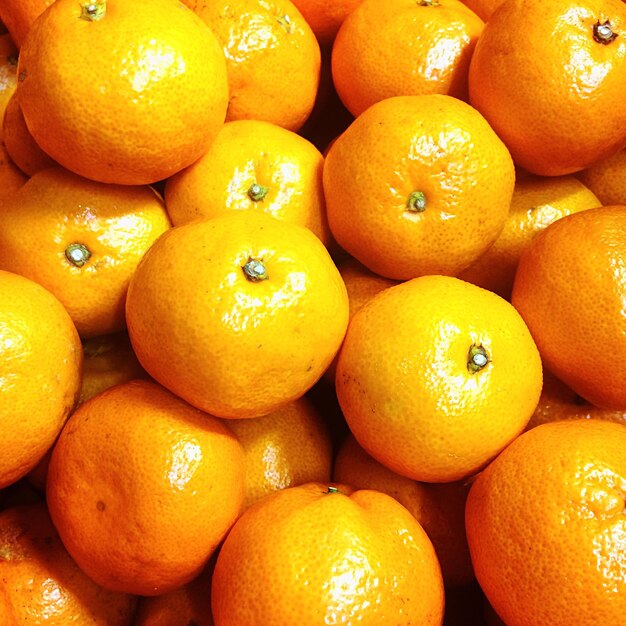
<box><xmin>0</xmin><ymin>0</ymin><xmax>53</xmax><ymax>48</ymax></box>
<box><xmin>16</xmin><ymin>0</ymin><xmax>228</xmax><ymax>185</ymax></box>
<box><xmin>0</xmin><ymin>502</ymin><xmax>136</xmax><ymax>625</ymax></box>
<box><xmin>126</xmin><ymin>210</ymin><xmax>349</xmax><ymax>419</ymax></box>
<box><xmin>46</xmin><ymin>379</ymin><xmax>245</xmax><ymax>596</ymax></box>
<box><xmin>466</xmin><ymin>419</ymin><xmax>626</xmax><ymax>626</ymax></box>
<box><xmin>331</xmin><ymin>0</ymin><xmax>484</xmax><ymax>117</ymax></box>
<box><xmin>334</xmin><ymin>434</ymin><xmax>474</xmax><ymax>588</ymax></box>
<box><xmin>182</xmin><ymin>0</ymin><xmax>320</xmax><ymax>132</ymax></box>
<box><xmin>512</xmin><ymin>205</ymin><xmax>626</xmax><ymax>410</ymax></box>
<box><xmin>2</xmin><ymin>91</ymin><xmax>55</xmax><ymax>175</ymax></box>
<box><xmin>289</xmin><ymin>0</ymin><xmax>364</xmax><ymax>45</ymax></box>
<box><xmin>0</xmin><ymin>270</ymin><xmax>81</xmax><ymax>489</ymax></box>
<box><xmin>459</xmin><ymin>0</ymin><xmax>504</xmax><ymax>21</ymax></box>
<box><xmin>227</xmin><ymin>396</ymin><xmax>333</xmax><ymax>510</ymax></box>
<box><xmin>526</xmin><ymin>369</ymin><xmax>626</xmax><ymax>431</ymax></box>
<box><xmin>211</xmin><ymin>482</ymin><xmax>444</xmax><ymax>625</ymax></box>
<box><xmin>0</xmin><ymin>167</ymin><xmax>171</xmax><ymax>338</ymax></box>
<box><xmin>577</xmin><ymin>147</ymin><xmax>626</xmax><ymax>206</ymax></box>
<box><xmin>458</xmin><ymin>174</ymin><xmax>601</xmax><ymax>300</ymax></box>
<box><xmin>468</xmin><ymin>0</ymin><xmax>626</xmax><ymax>176</ymax></box>
<box><xmin>336</xmin><ymin>275</ymin><xmax>542</xmax><ymax>482</ymax></box>
<box><xmin>323</xmin><ymin>94</ymin><xmax>515</xmax><ymax>280</ymax></box>
<box><xmin>0</xmin><ymin>34</ymin><xmax>17</xmax><ymax>123</ymax></box>
<box><xmin>0</xmin><ymin>140</ymin><xmax>26</xmax><ymax>201</ymax></box>
<box><xmin>164</xmin><ymin>119</ymin><xmax>331</xmax><ymax>246</ymax></box>
<box><xmin>134</xmin><ymin>559</ymin><xmax>214</xmax><ymax>626</ymax></box>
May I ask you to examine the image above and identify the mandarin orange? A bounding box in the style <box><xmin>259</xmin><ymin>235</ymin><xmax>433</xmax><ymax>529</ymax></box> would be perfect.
<box><xmin>0</xmin><ymin>270</ymin><xmax>81</xmax><ymax>489</ymax></box>
<box><xmin>126</xmin><ymin>211</ymin><xmax>349</xmax><ymax>419</ymax></box>
<box><xmin>46</xmin><ymin>379</ymin><xmax>244</xmax><ymax>596</ymax></box>
<box><xmin>466</xmin><ymin>420</ymin><xmax>626</xmax><ymax>626</ymax></box>
<box><xmin>468</xmin><ymin>0</ymin><xmax>626</xmax><ymax>175</ymax></box>
<box><xmin>336</xmin><ymin>275</ymin><xmax>542</xmax><ymax>482</ymax></box>
<box><xmin>332</xmin><ymin>0</ymin><xmax>484</xmax><ymax>117</ymax></box>
<box><xmin>323</xmin><ymin>94</ymin><xmax>514</xmax><ymax>280</ymax></box>
<box><xmin>17</xmin><ymin>0</ymin><xmax>228</xmax><ymax>184</ymax></box>
<box><xmin>212</xmin><ymin>482</ymin><xmax>444</xmax><ymax>625</ymax></box>
<box><xmin>512</xmin><ymin>205</ymin><xmax>626</xmax><ymax>409</ymax></box>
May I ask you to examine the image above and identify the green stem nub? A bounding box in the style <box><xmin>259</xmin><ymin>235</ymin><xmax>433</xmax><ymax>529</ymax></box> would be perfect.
<box><xmin>80</xmin><ymin>1</ymin><xmax>106</xmax><ymax>21</ymax></box>
<box><xmin>326</xmin><ymin>486</ymin><xmax>341</xmax><ymax>494</ymax></box>
<box><xmin>247</xmin><ymin>183</ymin><xmax>269</xmax><ymax>202</ymax></box>
<box><xmin>416</xmin><ymin>0</ymin><xmax>441</xmax><ymax>6</ymax></box>
<box><xmin>277</xmin><ymin>14</ymin><xmax>293</xmax><ymax>33</ymax></box>
<box><xmin>242</xmin><ymin>258</ymin><xmax>268</xmax><ymax>282</ymax></box>
<box><xmin>593</xmin><ymin>19</ymin><xmax>618</xmax><ymax>44</ymax></box>
<box><xmin>407</xmin><ymin>190</ymin><xmax>427</xmax><ymax>212</ymax></box>
<box><xmin>65</xmin><ymin>243</ymin><xmax>91</xmax><ymax>267</ymax></box>
<box><xmin>467</xmin><ymin>344</ymin><xmax>489</xmax><ymax>374</ymax></box>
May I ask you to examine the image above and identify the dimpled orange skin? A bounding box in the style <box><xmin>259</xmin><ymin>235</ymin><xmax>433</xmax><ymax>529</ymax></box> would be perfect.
<box><xmin>2</xmin><ymin>92</ymin><xmax>56</xmax><ymax>175</ymax></box>
<box><xmin>466</xmin><ymin>420</ymin><xmax>626</xmax><ymax>626</ymax></box>
<box><xmin>577</xmin><ymin>148</ymin><xmax>626</xmax><ymax>205</ymax></box>
<box><xmin>333</xmin><ymin>434</ymin><xmax>474</xmax><ymax>588</ymax></box>
<box><xmin>512</xmin><ymin>206</ymin><xmax>626</xmax><ymax>410</ymax></box>
<box><xmin>0</xmin><ymin>0</ymin><xmax>52</xmax><ymax>48</ymax></box>
<box><xmin>227</xmin><ymin>396</ymin><xmax>333</xmax><ymax>510</ymax></box>
<box><xmin>164</xmin><ymin>119</ymin><xmax>331</xmax><ymax>246</ymax></box>
<box><xmin>126</xmin><ymin>211</ymin><xmax>349</xmax><ymax>420</ymax></box>
<box><xmin>331</xmin><ymin>0</ymin><xmax>484</xmax><ymax>117</ymax></box>
<box><xmin>0</xmin><ymin>503</ymin><xmax>136</xmax><ymax>625</ymax></box>
<box><xmin>0</xmin><ymin>270</ymin><xmax>82</xmax><ymax>490</ymax></box>
<box><xmin>526</xmin><ymin>369</ymin><xmax>626</xmax><ymax>431</ymax></box>
<box><xmin>46</xmin><ymin>379</ymin><xmax>245</xmax><ymax>596</ymax></box>
<box><xmin>458</xmin><ymin>175</ymin><xmax>601</xmax><ymax>299</ymax></box>
<box><xmin>289</xmin><ymin>0</ymin><xmax>364</xmax><ymax>45</ymax></box>
<box><xmin>182</xmin><ymin>0</ymin><xmax>320</xmax><ymax>132</ymax></box>
<box><xmin>323</xmin><ymin>95</ymin><xmax>515</xmax><ymax>280</ymax></box>
<box><xmin>0</xmin><ymin>167</ymin><xmax>171</xmax><ymax>338</ymax></box>
<box><xmin>336</xmin><ymin>275</ymin><xmax>543</xmax><ymax>483</ymax></box>
<box><xmin>16</xmin><ymin>0</ymin><xmax>228</xmax><ymax>185</ymax></box>
<box><xmin>211</xmin><ymin>482</ymin><xmax>445</xmax><ymax>626</ymax></box>
<box><xmin>468</xmin><ymin>0</ymin><xmax>626</xmax><ymax>176</ymax></box>
<box><xmin>459</xmin><ymin>0</ymin><xmax>504</xmax><ymax>21</ymax></box>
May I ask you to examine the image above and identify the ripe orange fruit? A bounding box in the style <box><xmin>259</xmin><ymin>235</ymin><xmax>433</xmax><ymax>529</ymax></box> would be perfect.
<box><xmin>577</xmin><ymin>147</ymin><xmax>626</xmax><ymax>206</ymax></box>
<box><xmin>0</xmin><ymin>0</ymin><xmax>52</xmax><ymax>48</ymax></box>
<box><xmin>332</xmin><ymin>0</ymin><xmax>484</xmax><ymax>117</ymax></box>
<box><xmin>512</xmin><ymin>205</ymin><xmax>626</xmax><ymax>410</ymax></box>
<box><xmin>458</xmin><ymin>174</ymin><xmax>601</xmax><ymax>299</ymax></box>
<box><xmin>211</xmin><ymin>482</ymin><xmax>445</xmax><ymax>625</ymax></box>
<box><xmin>334</xmin><ymin>434</ymin><xmax>474</xmax><ymax>588</ymax></box>
<box><xmin>289</xmin><ymin>0</ymin><xmax>364</xmax><ymax>45</ymax></box>
<box><xmin>164</xmin><ymin>119</ymin><xmax>330</xmax><ymax>246</ymax></box>
<box><xmin>0</xmin><ymin>502</ymin><xmax>136</xmax><ymax>625</ymax></box>
<box><xmin>0</xmin><ymin>140</ymin><xmax>26</xmax><ymax>201</ymax></box>
<box><xmin>0</xmin><ymin>167</ymin><xmax>171</xmax><ymax>338</ymax></box>
<box><xmin>227</xmin><ymin>396</ymin><xmax>333</xmax><ymax>510</ymax></box>
<box><xmin>2</xmin><ymin>92</ymin><xmax>55</xmax><ymax>175</ymax></box>
<box><xmin>459</xmin><ymin>0</ymin><xmax>504</xmax><ymax>21</ymax></box>
<box><xmin>126</xmin><ymin>211</ymin><xmax>349</xmax><ymax>419</ymax></box>
<box><xmin>323</xmin><ymin>95</ymin><xmax>514</xmax><ymax>280</ymax></box>
<box><xmin>46</xmin><ymin>379</ymin><xmax>245</xmax><ymax>596</ymax></box>
<box><xmin>336</xmin><ymin>275</ymin><xmax>542</xmax><ymax>482</ymax></box>
<box><xmin>468</xmin><ymin>0</ymin><xmax>626</xmax><ymax>176</ymax></box>
<box><xmin>16</xmin><ymin>0</ymin><xmax>228</xmax><ymax>185</ymax></box>
<box><xmin>0</xmin><ymin>270</ymin><xmax>81</xmax><ymax>489</ymax></box>
<box><xmin>466</xmin><ymin>420</ymin><xmax>626</xmax><ymax>626</ymax></box>
<box><xmin>134</xmin><ymin>559</ymin><xmax>215</xmax><ymax>626</ymax></box>
<box><xmin>526</xmin><ymin>369</ymin><xmax>626</xmax><ymax>431</ymax></box>
<box><xmin>0</xmin><ymin>34</ymin><xmax>17</xmax><ymax>122</ymax></box>
<box><xmin>182</xmin><ymin>0</ymin><xmax>320</xmax><ymax>132</ymax></box>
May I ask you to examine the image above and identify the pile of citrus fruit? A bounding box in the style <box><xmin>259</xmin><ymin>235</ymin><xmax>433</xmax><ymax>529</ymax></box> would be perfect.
<box><xmin>0</xmin><ymin>0</ymin><xmax>625</xmax><ymax>623</ymax></box>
